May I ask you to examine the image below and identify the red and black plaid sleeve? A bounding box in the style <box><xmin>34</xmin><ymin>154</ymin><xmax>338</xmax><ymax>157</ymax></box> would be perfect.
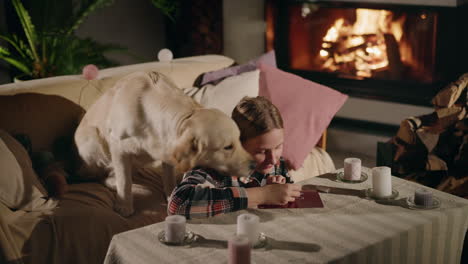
<box><xmin>167</xmin><ymin>168</ymin><xmax>248</xmax><ymax>219</ymax></box>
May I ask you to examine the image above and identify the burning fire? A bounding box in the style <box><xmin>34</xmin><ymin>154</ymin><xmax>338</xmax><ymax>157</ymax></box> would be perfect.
<box><xmin>319</xmin><ymin>8</ymin><xmax>405</xmax><ymax>78</ymax></box>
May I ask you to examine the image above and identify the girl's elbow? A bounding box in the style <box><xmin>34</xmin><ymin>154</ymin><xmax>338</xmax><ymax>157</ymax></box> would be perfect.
<box><xmin>167</xmin><ymin>198</ymin><xmax>190</xmax><ymax>218</ymax></box>
<box><xmin>167</xmin><ymin>199</ymin><xmax>179</xmax><ymax>216</ymax></box>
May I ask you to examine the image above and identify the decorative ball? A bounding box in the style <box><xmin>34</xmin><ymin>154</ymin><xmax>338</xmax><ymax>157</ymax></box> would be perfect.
<box><xmin>158</xmin><ymin>48</ymin><xmax>173</xmax><ymax>62</ymax></box>
<box><xmin>82</xmin><ymin>64</ymin><xmax>99</xmax><ymax>80</ymax></box>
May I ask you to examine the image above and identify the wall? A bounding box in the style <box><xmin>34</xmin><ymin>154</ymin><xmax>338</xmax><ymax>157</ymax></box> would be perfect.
<box><xmin>223</xmin><ymin>0</ymin><xmax>266</xmax><ymax>64</ymax></box>
<box><xmin>329</xmin><ymin>98</ymin><xmax>432</xmax><ymax>164</ymax></box>
<box><xmin>222</xmin><ymin>0</ymin><xmax>435</xmax><ymax>166</ymax></box>
<box><xmin>0</xmin><ymin>0</ymin><xmax>166</xmax><ymax>85</ymax></box>
<box><xmin>331</xmin><ymin>97</ymin><xmax>433</xmax><ymax>165</ymax></box>
<box><xmin>76</xmin><ymin>0</ymin><xmax>166</xmax><ymax>66</ymax></box>
<box><xmin>337</xmin><ymin>98</ymin><xmax>432</xmax><ymax>126</ymax></box>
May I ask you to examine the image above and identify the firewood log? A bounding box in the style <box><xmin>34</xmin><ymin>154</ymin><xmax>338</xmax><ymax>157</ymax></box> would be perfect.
<box><xmin>432</xmin><ymin>73</ymin><xmax>468</xmax><ymax>108</ymax></box>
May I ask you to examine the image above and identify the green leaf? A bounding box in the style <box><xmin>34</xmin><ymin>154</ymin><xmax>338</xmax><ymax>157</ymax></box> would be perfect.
<box><xmin>0</xmin><ymin>46</ymin><xmax>11</xmax><ymax>56</ymax></box>
<box><xmin>0</xmin><ymin>54</ymin><xmax>32</xmax><ymax>75</ymax></box>
<box><xmin>150</xmin><ymin>0</ymin><xmax>180</xmax><ymax>21</ymax></box>
<box><xmin>0</xmin><ymin>34</ymin><xmax>32</xmax><ymax>60</ymax></box>
<box><xmin>1</xmin><ymin>0</ymin><xmax>136</xmax><ymax>79</ymax></box>
<box><xmin>11</xmin><ymin>0</ymin><xmax>40</xmax><ymax>62</ymax></box>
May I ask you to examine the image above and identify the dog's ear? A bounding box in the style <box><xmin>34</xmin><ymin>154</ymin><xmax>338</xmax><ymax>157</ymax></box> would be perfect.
<box><xmin>172</xmin><ymin>130</ymin><xmax>204</xmax><ymax>174</ymax></box>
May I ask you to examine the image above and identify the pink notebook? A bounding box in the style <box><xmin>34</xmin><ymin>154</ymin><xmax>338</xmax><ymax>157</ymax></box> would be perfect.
<box><xmin>258</xmin><ymin>190</ymin><xmax>324</xmax><ymax>209</ymax></box>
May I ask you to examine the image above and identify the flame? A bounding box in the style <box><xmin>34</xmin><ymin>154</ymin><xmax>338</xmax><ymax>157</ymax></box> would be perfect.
<box><xmin>323</xmin><ymin>19</ymin><xmax>344</xmax><ymax>42</ymax></box>
<box><xmin>319</xmin><ymin>8</ymin><xmax>405</xmax><ymax>78</ymax></box>
<box><xmin>353</xmin><ymin>9</ymin><xmax>390</xmax><ymax>35</ymax></box>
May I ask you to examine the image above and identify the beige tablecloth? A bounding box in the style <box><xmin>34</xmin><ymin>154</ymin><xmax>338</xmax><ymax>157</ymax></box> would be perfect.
<box><xmin>104</xmin><ymin>174</ymin><xmax>468</xmax><ymax>264</ymax></box>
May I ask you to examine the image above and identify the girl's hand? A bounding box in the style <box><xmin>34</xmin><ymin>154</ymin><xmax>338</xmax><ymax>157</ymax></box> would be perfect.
<box><xmin>266</xmin><ymin>175</ymin><xmax>286</xmax><ymax>185</ymax></box>
<box><xmin>263</xmin><ymin>183</ymin><xmax>302</xmax><ymax>205</ymax></box>
<box><xmin>245</xmin><ymin>184</ymin><xmax>302</xmax><ymax>208</ymax></box>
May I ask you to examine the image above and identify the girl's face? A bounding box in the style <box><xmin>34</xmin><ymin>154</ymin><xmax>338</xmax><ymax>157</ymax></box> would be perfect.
<box><xmin>242</xmin><ymin>128</ymin><xmax>284</xmax><ymax>174</ymax></box>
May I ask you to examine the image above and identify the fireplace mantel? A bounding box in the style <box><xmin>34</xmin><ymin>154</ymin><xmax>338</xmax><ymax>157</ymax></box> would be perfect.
<box><xmin>303</xmin><ymin>0</ymin><xmax>467</xmax><ymax>7</ymax></box>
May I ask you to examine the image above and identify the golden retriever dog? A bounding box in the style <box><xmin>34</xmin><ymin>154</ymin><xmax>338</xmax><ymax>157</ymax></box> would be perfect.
<box><xmin>74</xmin><ymin>71</ymin><xmax>253</xmax><ymax>216</ymax></box>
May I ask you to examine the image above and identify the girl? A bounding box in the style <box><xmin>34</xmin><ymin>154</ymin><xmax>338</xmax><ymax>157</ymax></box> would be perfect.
<box><xmin>167</xmin><ymin>96</ymin><xmax>301</xmax><ymax>219</ymax></box>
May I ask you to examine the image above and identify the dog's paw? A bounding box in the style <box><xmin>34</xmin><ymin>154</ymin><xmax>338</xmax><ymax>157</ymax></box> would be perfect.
<box><xmin>114</xmin><ymin>198</ymin><xmax>134</xmax><ymax>217</ymax></box>
<box><xmin>103</xmin><ymin>176</ymin><xmax>117</xmax><ymax>190</ymax></box>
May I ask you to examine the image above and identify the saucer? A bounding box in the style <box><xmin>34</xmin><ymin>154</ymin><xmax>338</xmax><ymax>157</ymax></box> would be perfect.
<box><xmin>158</xmin><ymin>230</ymin><xmax>196</xmax><ymax>246</ymax></box>
<box><xmin>365</xmin><ymin>188</ymin><xmax>399</xmax><ymax>200</ymax></box>
<box><xmin>253</xmin><ymin>232</ymin><xmax>268</xmax><ymax>249</ymax></box>
<box><xmin>406</xmin><ymin>196</ymin><xmax>441</xmax><ymax>210</ymax></box>
<box><xmin>234</xmin><ymin>232</ymin><xmax>267</xmax><ymax>249</ymax></box>
<box><xmin>335</xmin><ymin>167</ymin><xmax>370</xmax><ymax>184</ymax></box>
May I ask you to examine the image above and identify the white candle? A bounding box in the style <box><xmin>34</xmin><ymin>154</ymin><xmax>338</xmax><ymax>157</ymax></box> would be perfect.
<box><xmin>372</xmin><ymin>166</ymin><xmax>392</xmax><ymax>198</ymax></box>
<box><xmin>228</xmin><ymin>235</ymin><xmax>251</xmax><ymax>264</ymax></box>
<box><xmin>164</xmin><ymin>215</ymin><xmax>186</xmax><ymax>243</ymax></box>
<box><xmin>344</xmin><ymin>158</ymin><xmax>361</xmax><ymax>180</ymax></box>
<box><xmin>414</xmin><ymin>188</ymin><xmax>433</xmax><ymax>206</ymax></box>
<box><xmin>236</xmin><ymin>213</ymin><xmax>259</xmax><ymax>246</ymax></box>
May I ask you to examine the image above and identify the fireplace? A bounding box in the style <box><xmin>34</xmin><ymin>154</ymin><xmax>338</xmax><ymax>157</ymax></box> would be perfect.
<box><xmin>266</xmin><ymin>0</ymin><xmax>468</xmax><ymax>106</ymax></box>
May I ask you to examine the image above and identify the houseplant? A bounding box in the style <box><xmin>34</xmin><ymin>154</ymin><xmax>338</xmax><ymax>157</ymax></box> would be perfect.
<box><xmin>150</xmin><ymin>0</ymin><xmax>180</xmax><ymax>21</ymax></box>
<box><xmin>0</xmin><ymin>0</ymin><xmax>127</xmax><ymax>80</ymax></box>
<box><xmin>0</xmin><ymin>0</ymin><xmax>181</xmax><ymax>81</ymax></box>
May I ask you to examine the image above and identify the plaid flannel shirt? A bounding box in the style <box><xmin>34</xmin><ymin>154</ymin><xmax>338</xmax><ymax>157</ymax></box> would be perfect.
<box><xmin>167</xmin><ymin>158</ymin><xmax>291</xmax><ymax>219</ymax></box>
<box><xmin>240</xmin><ymin>158</ymin><xmax>293</xmax><ymax>187</ymax></box>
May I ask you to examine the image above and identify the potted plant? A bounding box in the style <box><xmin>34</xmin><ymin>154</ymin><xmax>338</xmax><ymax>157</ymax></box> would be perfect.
<box><xmin>0</xmin><ymin>0</ymin><xmax>181</xmax><ymax>82</ymax></box>
<box><xmin>0</xmin><ymin>0</ymin><xmax>124</xmax><ymax>81</ymax></box>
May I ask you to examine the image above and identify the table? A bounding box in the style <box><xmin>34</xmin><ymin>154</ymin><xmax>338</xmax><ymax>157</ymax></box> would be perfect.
<box><xmin>104</xmin><ymin>172</ymin><xmax>468</xmax><ymax>264</ymax></box>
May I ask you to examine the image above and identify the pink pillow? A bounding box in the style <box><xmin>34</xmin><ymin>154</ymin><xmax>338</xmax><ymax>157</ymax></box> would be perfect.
<box><xmin>198</xmin><ymin>50</ymin><xmax>276</xmax><ymax>86</ymax></box>
<box><xmin>258</xmin><ymin>64</ymin><xmax>348</xmax><ymax>170</ymax></box>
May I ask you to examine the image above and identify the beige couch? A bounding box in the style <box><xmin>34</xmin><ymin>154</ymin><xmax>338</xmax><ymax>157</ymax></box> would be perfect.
<box><xmin>0</xmin><ymin>55</ymin><xmax>335</xmax><ymax>264</ymax></box>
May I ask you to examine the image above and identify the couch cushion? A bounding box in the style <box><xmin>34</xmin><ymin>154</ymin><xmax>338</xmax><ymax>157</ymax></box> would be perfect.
<box><xmin>196</xmin><ymin>50</ymin><xmax>276</xmax><ymax>87</ymax></box>
<box><xmin>79</xmin><ymin>55</ymin><xmax>236</xmax><ymax>110</ymax></box>
<box><xmin>185</xmin><ymin>70</ymin><xmax>260</xmax><ymax>116</ymax></box>
<box><xmin>0</xmin><ymin>93</ymin><xmax>85</xmax><ymax>152</ymax></box>
<box><xmin>0</xmin><ymin>75</ymin><xmax>88</xmax><ymax>104</ymax></box>
<box><xmin>259</xmin><ymin>63</ymin><xmax>348</xmax><ymax>170</ymax></box>
<box><xmin>0</xmin><ymin>55</ymin><xmax>235</xmax><ymax>110</ymax></box>
<box><xmin>289</xmin><ymin>147</ymin><xmax>336</xmax><ymax>182</ymax></box>
<box><xmin>98</xmin><ymin>55</ymin><xmax>235</xmax><ymax>89</ymax></box>
<box><xmin>0</xmin><ymin>130</ymin><xmax>57</xmax><ymax>211</ymax></box>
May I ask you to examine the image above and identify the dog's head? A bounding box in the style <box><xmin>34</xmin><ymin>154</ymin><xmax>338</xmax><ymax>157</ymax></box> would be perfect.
<box><xmin>171</xmin><ymin>108</ymin><xmax>254</xmax><ymax>177</ymax></box>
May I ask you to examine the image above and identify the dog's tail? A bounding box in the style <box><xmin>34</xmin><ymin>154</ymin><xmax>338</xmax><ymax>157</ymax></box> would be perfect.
<box><xmin>74</xmin><ymin>126</ymin><xmax>111</xmax><ymax>182</ymax></box>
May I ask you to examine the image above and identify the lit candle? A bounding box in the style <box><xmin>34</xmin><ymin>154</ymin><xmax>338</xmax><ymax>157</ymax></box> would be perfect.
<box><xmin>228</xmin><ymin>235</ymin><xmax>251</xmax><ymax>264</ymax></box>
<box><xmin>344</xmin><ymin>157</ymin><xmax>361</xmax><ymax>180</ymax></box>
<box><xmin>164</xmin><ymin>215</ymin><xmax>186</xmax><ymax>243</ymax></box>
<box><xmin>236</xmin><ymin>213</ymin><xmax>259</xmax><ymax>246</ymax></box>
<box><xmin>372</xmin><ymin>166</ymin><xmax>392</xmax><ymax>198</ymax></box>
<box><xmin>414</xmin><ymin>188</ymin><xmax>433</xmax><ymax>206</ymax></box>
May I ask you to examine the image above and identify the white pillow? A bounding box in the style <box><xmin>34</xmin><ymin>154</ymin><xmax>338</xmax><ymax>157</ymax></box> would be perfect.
<box><xmin>0</xmin><ymin>130</ymin><xmax>57</xmax><ymax>211</ymax></box>
<box><xmin>185</xmin><ymin>70</ymin><xmax>260</xmax><ymax>116</ymax></box>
